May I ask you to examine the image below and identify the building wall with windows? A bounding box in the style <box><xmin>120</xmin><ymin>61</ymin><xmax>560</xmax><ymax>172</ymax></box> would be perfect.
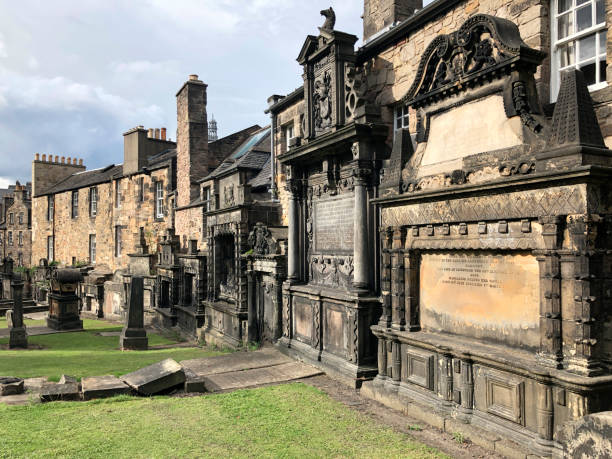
<box><xmin>2</xmin><ymin>183</ymin><xmax>32</xmax><ymax>267</ymax></box>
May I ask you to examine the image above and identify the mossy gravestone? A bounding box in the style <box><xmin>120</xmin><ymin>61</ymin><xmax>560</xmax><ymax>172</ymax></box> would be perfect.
<box><xmin>120</xmin><ymin>276</ymin><xmax>148</xmax><ymax>351</ymax></box>
<box><xmin>8</xmin><ymin>274</ymin><xmax>27</xmax><ymax>349</ymax></box>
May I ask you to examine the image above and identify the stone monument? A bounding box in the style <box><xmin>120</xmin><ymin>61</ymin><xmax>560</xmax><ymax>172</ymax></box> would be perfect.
<box><xmin>47</xmin><ymin>269</ymin><xmax>83</xmax><ymax>330</ymax></box>
<box><xmin>120</xmin><ymin>276</ymin><xmax>148</xmax><ymax>351</ymax></box>
<box><xmin>8</xmin><ymin>273</ymin><xmax>27</xmax><ymax>349</ymax></box>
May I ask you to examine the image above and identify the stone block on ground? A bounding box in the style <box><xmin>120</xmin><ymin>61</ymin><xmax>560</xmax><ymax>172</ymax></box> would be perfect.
<box><xmin>557</xmin><ymin>411</ymin><xmax>612</xmax><ymax>458</ymax></box>
<box><xmin>58</xmin><ymin>375</ymin><xmax>77</xmax><ymax>385</ymax></box>
<box><xmin>40</xmin><ymin>382</ymin><xmax>81</xmax><ymax>402</ymax></box>
<box><xmin>0</xmin><ymin>377</ymin><xmax>24</xmax><ymax>396</ymax></box>
<box><xmin>0</xmin><ymin>393</ymin><xmax>40</xmax><ymax>406</ymax></box>
<box><xmin>120</xmin><ymin>359</ymin><xmax>185</xmax><ymax>395</ymax></box>
<box><xmin>23</xmin><ymin>377</ymin><xmax>47</xmax><ymax>393</ymax></box>
<box><xmin>183</xmin><ymin>367</ymin><xmax>207</xmax><ymax>393</ymax></box>
<box><xmin>81</xmin><ymin>375</ymin><xmax>132</xmax><ymax>400</ymax></box>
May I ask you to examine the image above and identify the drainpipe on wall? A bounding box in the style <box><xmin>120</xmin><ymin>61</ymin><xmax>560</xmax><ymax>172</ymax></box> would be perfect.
<box><xmin>270</xmin><ymin>113</ymin><xmax>277</xmax><ymax>201</ymax></box>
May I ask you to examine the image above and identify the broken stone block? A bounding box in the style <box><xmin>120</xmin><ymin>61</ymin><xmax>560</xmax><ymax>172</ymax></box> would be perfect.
<box><xmin>23</xmin><ymin>377</ymin><xmax>47</xmax><ymax>393</ymax></box>
<box><xmin>58</xmin><ymin>375</ymin><xmax>77</xmax><ymax>385</ymax></box>
<box><xmin>40</xmin><ymin>382</ymin><xmax>80</xmax><ymax>402</ymax></box>
<box><xmin>183</xmin><ymin>367</ymin><xmax>206</xmax><ymax>393</ymax></box>
<box><xmin>120</xmin><ymin>359</ymin><xmax>185</xmax><ymax>395</ymax></box>
<box><xmin>81</xmin><ymin>375</ymin><xmax>132</xmax><ymax>400</ymax></box>
<box><xmin>0</xmin><ymin>377</ymin><xmax>24</xmax><ymax>396</ymax></box>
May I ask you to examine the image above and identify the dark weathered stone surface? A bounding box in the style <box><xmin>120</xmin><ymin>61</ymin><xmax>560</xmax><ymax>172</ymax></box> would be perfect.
<box><xmin>180</xmin><ymin>348</ymin><xmax>292</xmax><ymax>377</ymax></box>
<box><xmin>557</xmin><ymin>412</ymin><xmax>612</xmax><ymax>459</ymax></box>
<box><xmin>23</xmin><ymin>377</ymin><xmax>47</xmax><ymax>392</ymax></box>
<box><xmin>40</xmin><ymin>382</ymin><xmax>80</xmax><ymax>402</ymax></box>
<box><xmin>58</xmin><ymin>375</ymin><xmax>77</xmax><ymax>385</ymax></box>
<box><xmin>81</xmin><ymin>375</ymin><xmax>132</xmax><ymax>400</ymax></box>
<box><xmin>0</xmin><ymin>377</ymin><xmax>24</xmax><ymax>396</ymax></box>
<box><xmin>120</xmin><ymin>276</ymin><xmax>148</xmax><ymax>351</ymax></box>
<box><xmin>182</xmin><ymin>367</ymin><xmax>206</xmax><ymax>393</ymax></box>
<box><xmin>8</xmin><ymin>276</ymin><xmax>28</xmax><ymax>349</ymax></box>
<box><xmin>120</xmin><ymin>359</ymin><xmax>185</xmax><ymax>395</ymax></box>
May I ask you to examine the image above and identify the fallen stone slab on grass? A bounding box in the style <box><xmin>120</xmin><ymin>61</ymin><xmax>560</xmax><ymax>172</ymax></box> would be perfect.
<box><xmin>183</xmin><ymin>367</ymin><xmax>207</xmax><ymax>393</ymax></box>
<box><xmin>82</xmin><ymin>375</ymin><xmax>132</xmax><ymax>400</ymax></box>
<box><xmin>24</xmin><ymin>377</ymin><xmax>47</xmax><ymax>393</ymax></box>
<box><xmin>120</xmin><ymin>359</ymin><xmax>185</xmax><ymax>395</ymax></box>
<box><xmin>58</xmin><ymin>375</ymin><xmax>77</xmax><ymax>385</ymax></box>
<box><xmin>0</xmin><ymin>393</ymin><xmax>40</xmax><ymax>406</ymax></box>
<box><xmin>0</xmin><ymin>377</ymin><xmax>24</xmax><ymax>396</ymax></box>
<box><xmin>40</xmin><ymin>383</ymin><xmax>81</xmax><ymax>402</ymax></box>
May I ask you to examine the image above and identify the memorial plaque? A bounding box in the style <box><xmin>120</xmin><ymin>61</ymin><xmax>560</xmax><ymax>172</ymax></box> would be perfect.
<box><xmin>314</xmin><ymin>196</ymin><xmax>354</xmax><ymax>252</ymax></box>
<box><xmin>420</xmin><ymin>252</ymin><xmax>540</xmax><ymax>348</ymax></box>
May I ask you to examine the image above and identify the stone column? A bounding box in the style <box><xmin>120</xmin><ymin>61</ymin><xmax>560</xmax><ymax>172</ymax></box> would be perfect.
<box><xmin>391</xmin><ymin>228</ymin><xmax>406</xmax><ymax>330</ymax></box>
<box><xmin>377</xmin><ymin>337</ymin><xmax>387</xmax><ymax>378</ymax></box>
<box><xmin>286</xmin><ymin>178</ymin><xmax>301</xmax><ymax>282</ymax></box>
<box><xmin>352</xmin><ymin>163</ymin><xmax>372</xmax><ymax>291</ymax></box>
<box><xmin>9</xmin><ymin>275</ymin><xmax>27</xmax><ymax>349</ymax></box>
<box><xmin>246</xmin><ymin>261</ymin><xmax>258</xmax><ymax>343</ymax></box>
<box><xmin>120</xmin><ymin>276</ymin><xmax>148</xmax><ymax>351</ymax></box>
<box><xmin>379</xmin><ymin>228</ymin><xmax>393</xmax><ymax>328</ymax></box>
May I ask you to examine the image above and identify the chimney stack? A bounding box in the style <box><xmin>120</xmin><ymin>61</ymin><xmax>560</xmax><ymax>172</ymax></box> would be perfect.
<box><xmin>155</xmin><ymin>128</ymin><xmax>160</xmax><ymax>139</ymax></box>
<box><xmin>363</xmin><ymin>0</ymin><xmax>422</xmax><ymax>42</ymax></box>
<box><xmin>148</xmin><ymin>128</ymin><xmax>154</xmax><ymax>138</ymax></box>
<box><xmin>161</xmin><ymin>127</ymin><xmax>166</xmax><ymax>141</ymax></box>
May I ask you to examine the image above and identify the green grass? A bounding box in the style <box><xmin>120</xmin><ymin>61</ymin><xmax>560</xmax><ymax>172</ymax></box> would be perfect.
<box><xmin>0</xmin><ymin>384</ymin><xmax>447</xmax><ymax>458</ymax></box>
<box><xmin>0</xmin><ymin>319</ymin><xmax>229</xmax><ymax>381</ymax></box>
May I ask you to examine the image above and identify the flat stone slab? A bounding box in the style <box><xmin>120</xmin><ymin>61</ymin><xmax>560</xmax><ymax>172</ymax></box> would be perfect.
<box><xmin>180</xmin><ymin>348</ymin><xmax>292</xmax><ymax>377</ymax></box>
<box><xmin>0</xmin><ymin>393</ymin><xmax>40</xmax><ymax>406</ymax></box>
<box><xmin>81</xmin><ymin>375</ymin><xmax>132</xmax><ymax>400</ymax></box>
<box><xmin>202</xmin><ymin>361</ymin><xmax>323</xmax><ymax>393</ymax></box>
<box><xmin>0</xmin><ymin>377</ymin><xmax>24</xmax><ymax>396</ymax></box>
<box><xmin>24</xmin><ymin>377</ymin><xmax>47</xmax><ymax>393</ymax></box>
<box><xmin>121</xmin><ymin>359</ymin><xmax>185</xmax><ymax>395</ymax></box>
<box><xmin>99</xmin><ymin>331</ymin><xmax>121</xmax><ymax>337</ymax></box>
<box><xmin>24</xmin><ymin>312</ymin><xmax>47</xmax><ymax>320</ymax></box>
<box><xmin>40</xmin><ymin>383</ymin><xmax>81</xmax><ymax>402</ymax></box>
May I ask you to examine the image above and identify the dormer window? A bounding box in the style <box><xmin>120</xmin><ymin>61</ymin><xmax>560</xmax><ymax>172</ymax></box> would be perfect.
<box><xmin>551</xmin><ymin>0</ymin><xmax>607</xmax><ymax>101</ymax></box>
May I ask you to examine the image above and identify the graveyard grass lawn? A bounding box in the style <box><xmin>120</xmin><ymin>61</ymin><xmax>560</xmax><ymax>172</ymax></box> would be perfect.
<box><xmin>0</xmin><ymin>319</ymin><xmax>229</xmax><ymax>381</ymax></box>
<box><xmin>0</xmin><ymin>383</ymin><xmax>446</xmax><ymax>459</ymax></box>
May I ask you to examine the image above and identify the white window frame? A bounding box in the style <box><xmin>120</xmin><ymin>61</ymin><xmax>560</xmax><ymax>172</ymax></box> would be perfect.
<box><xmin>47</xmin><ymin>235</ymin><xmax>53</xmax><ymax>261</ymax></box>
<box><xmin>394</xmin><ymin>103</ymin><xmax>410</xmax><ymax>140</ymax></box>
<box><xmin>18</xmin><ymin>212</ymin><xmax>23</xmax><ymax>225</ymax></box>
<box><xmin>89</xmin><ymin>187</ymin><xmax>97</xmax><ymax>217</ymax></box>
<box><xmin>551</xmin><ymin>0</ymin><xmax>607</xmax><ymax>101</ymax></box>
<box><xmin>47</xmin><ymin>196</ymin><xmax>54</xmax><ymax>221</ymax></box>
<box><xmin>8</xmin><ymin>231</ymin><xmax>12</xmax><ymax>246</ymax></box>
<box><xmin>8</xmin><ymin>213</ymin><xmax>13</xmax><ymax>225</ymax></box>
<box><xmin>71</xmin><ymin>191</ymin><xmax>79</xmax><ymax>218</ymax></box>
<box><xmin>285</xmin><ymin>124</ymin><xmax>294</xmax><ymax>152</ymax></box>
<box><xmin>115</xmin><ymin>226</ymin><xmax>122</xmax><ymax>257</ymax></box>
<box><xmin>203</xmin><ymin>186</ymin><xmax>211</xmax><ymax>213</ymax></box>
<box><xmin>18</xmin><ymin>231</ymin><xmax>22</xmax><ymax>247</ymax></box>
<box><xmin>155</xmin><ymin>181</ymin><xmax>164</xmax><ymax>219</ymax></box>
<box><xmin>89</xmin><ymin>234</ymin><xmax>96</xmax><ymax>264</ymax></box>
<box><xmin>115</xmin><ymin>179</ymin><xmax>121</xmax><ymax>209</ymax></box>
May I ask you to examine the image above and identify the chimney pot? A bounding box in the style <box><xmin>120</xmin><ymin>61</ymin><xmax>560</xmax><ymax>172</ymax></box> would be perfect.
<box><xmin>189</xmin><ymin>74</ymin><xmax>199</xmax><ymax>81</ymax></box>
<box><xmin>161</xmin><ymin>127</ymin><xmax>167</xmax><ymax>141</ymax></box>
<box><xmin>42</xmin><ymin>154</ymin><xmax>47</xmax><ymax>161</ymax></box>
<box><xmin>35</xmin><ymin>153</ymin><xmax>40</xmax><ymax>161</ymax></box>
<box><xmin>54</xmin><ymin>155</ymin><xmax>59</xmax><ymax>163</ymax></box>
<box><xmin>154</xmin><ymin>128</ymin><xmax>160</xmax><ymax>140</ymax></box>
<box><xmin>148</xmin><ymin>128</ymin><xmax>154</xmax><ymax>138</ymax></box>
<box><xmin>66</xmin><ymin>156</ymin><xmax>71</xmax><ymax>164</ymax></box>
<box><xmin>73</xmin><ymin>158</ymin><xmax>77</xmax><ymax>165</ymax></box>
<box><xmin>61</xmin><ymin>156</ymin><xmax>65</xmax><ymax>163</ymax></box>
<box><xmin>79</xmin><ymin>159</ymin><xmax>83</xmax><ymax>166</ymax></box>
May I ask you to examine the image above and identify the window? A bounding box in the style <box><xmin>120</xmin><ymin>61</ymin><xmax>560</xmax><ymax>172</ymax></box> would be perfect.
<box><xmin>552</xmin><ymin>0</ymin><xmax>607</xmax><ymax>100</ymax></box>
<box><xmin>115</xmin><ymin>179</ymin><xmax>121</xmax><ymax>208</ymax></box>
<box><xmin>17</xmin><ymin>253</ymin><xmax>22</xmax><ymax>266</ymax></box>
<box><xmin>18</xmin><ymin>212</ymin><xmax>23</xmax><ymax>225</ymax></box>
<box><xmin>394</xmin><ymin>103</ymin><xmax>410</xmax><ymax>139</ymax></box>
<box><xmin>155</xmin><ymin>182</ymin><xmax>164</xmax><ymax>218</ymax></box>
<box><xmin>138</xmin><ymin>177</ymin><xmax>145</xmax><ymax>202</ymax></box>
<box><xmin>203</xmin><ymin>186</ymin><xmax>211</xmax><ymax>212</ymax></box>
<box><xmin>18</xmin><ymin>231</ymin><xmax>22</xmax><ymax>246</ymax></box>
<box><xmin>89</xmin><ymin>234</ymin><xmax>96</xmax><ymax>264</ymax></box>
<box><xmin>8</xmin><ymin>231</ymin><xmax>12</xmax><ymax>246</ymax></box>
<box><xmin>115</xmin><ymin>226</ymin><xmax>122</xmax><ymax>257</ymax></box>
<box><xmin>47</xmin><ymin>196</ymin><xmax>54</xmax><ymax>221</ymax></box>
<box><xmin>47</xmin><ymin>235</ymin><xmax>54</xmax><ymax>261</ymax></box>
<box><xmin>8</xmin><ymin>213</ymin><xmax>13</xmax><ymax>225</ymax></box>
<box><xmin>71</xmin><ymin>191</ymin><xmax>79</xmax><ymax>218</ymax></box>
<box><xmin>89</xmin><ymin>187</ymin><xmax>97</xmax><ymax>217</ymax></box>
<box><xmin>284</xmin><ymin>124</ymin><xmax>294</xmax><ymax>152</ymax></box>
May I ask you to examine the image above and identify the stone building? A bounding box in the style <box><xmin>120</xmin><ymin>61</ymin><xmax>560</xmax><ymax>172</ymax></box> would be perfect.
<box><xmin>267</xmin><ymin>0</ymin><xmax>612</xmax><ymax>455</ymax></box>
<box><xmin>0</xmin><ymin>182</ymin><xmax>32</xmax><ymax>267</ymax></box>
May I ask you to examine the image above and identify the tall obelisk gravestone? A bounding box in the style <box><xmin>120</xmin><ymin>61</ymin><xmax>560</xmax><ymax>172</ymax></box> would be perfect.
<box><xmin>9</xmin><ymin>274</ymin><xmax>27</xmax><ymax>349</ymax></box>
<box><xmin>120</xmin><ymin>276</ymin><xmax>148</xmax><ymax>350</ymax></box>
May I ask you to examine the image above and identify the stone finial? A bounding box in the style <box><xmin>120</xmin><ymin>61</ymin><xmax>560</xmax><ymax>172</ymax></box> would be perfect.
<box><xmin>547</xmin><ymin>69</ymin><xmax>606</xmax><ymax>149</ymax></box>
<box><xmin>320</xmin><ymin>7</ymin><xmax>335</xmax><ymax>31</ymax></box>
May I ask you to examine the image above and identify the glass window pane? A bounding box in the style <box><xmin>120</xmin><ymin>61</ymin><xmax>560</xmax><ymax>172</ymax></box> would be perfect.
<box><xmin>579</xmin><ymin>34</ymin><xmax>597</xmax><ymax>60</ymax></box>
<box><xmin>600</xmin><ymin>58</ymin><xmax>607</xmax><ymax>83</ymax></box>
<box><xmin>576</xmin><ymin>0</ymin><xmax>590</xmax><ymax>5</ymax></box>
<box><xmin>596</xmin><ymin>0</ymin><xmax>605</xmax><ymax>24</ymax></box>
<box><xmin>580</xmin><ymin>61</ymin><xmax>597</xmax><ymax>85</ymax></box>
<box><xmin>599</xmin><ymin>30</ymin><xmax>607</xmax><ymax>55</ymax></box>
<box><xmin>558</xmin><ymin>0</ymin><xmax>572</xmax><ymax>14</ymax></box>
<box><xmin>559</xmin><ymin>42</ymin><xmax>576</xmax><ymax>67</ymax></box>
<box><xmin>558</xmin><ymin>12</ymin><xmax>574</xmax><ymax>39</ymax></box>
<box><xmin>577</xmin><ymin>5</ymin><xmax>593</xmax><ymax>32</ymax></box>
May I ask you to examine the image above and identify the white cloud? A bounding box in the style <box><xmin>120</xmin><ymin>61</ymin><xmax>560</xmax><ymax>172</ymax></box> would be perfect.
<box><xmin>0</xmin><ymin>177</ymin><xmax>13</xmax><ymax>188</ymax></box>
<box><xmin>0</xmin><ymin>33</ymin><xmax>7</xmax><ymax>58</ymax></box>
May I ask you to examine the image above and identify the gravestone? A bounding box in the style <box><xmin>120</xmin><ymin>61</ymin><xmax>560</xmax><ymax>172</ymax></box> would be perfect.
<box><xmin>0</xmin><ymin>377</ymin><xmax>24</xmax><ymax>396</ymax></box>
<box><xmin>120</xmin><ymin>358</ymin><xmax>185</xmax><ymax>395</ymax></box>
<box><xmin>120</xmin><ymin>276</ymin><xmax>148</xmax><ymax>351</ymax></box>
<box><xmin>47</xmin><ymin>269</ymin><xmax>83</xmax><ymax>331</ymax></box>
<box><xmin>8</xmin><ymin>274</ymin><xmax>27</xmax><ymax>349</ymax></box>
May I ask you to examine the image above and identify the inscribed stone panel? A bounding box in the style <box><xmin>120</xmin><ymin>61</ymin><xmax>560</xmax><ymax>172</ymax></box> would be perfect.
<box><xmin>314</xmin><ymin>196</ymin><xmax>354</xmax><ymax>253</ymax></box>
<box><xmin>420</xmin><ymin>251</ymin><xmax>540</xmax><ymax>349</ymax></box>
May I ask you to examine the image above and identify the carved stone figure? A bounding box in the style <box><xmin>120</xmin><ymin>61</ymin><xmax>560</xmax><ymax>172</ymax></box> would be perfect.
<box><xmin>248</xmin><ymin>223</ymin><xmax>279</xmax><ymax>256</ymax></box>
<box><xmin>314</xmin><ymin>70</ymin><xmax>333</xmax><ymax>131</ymax></box>
<box><xmin>223</xmin><ymin>184</ymin><xmax>235</xmax><ymax>207</ymax></box>
<box><xmin>320</xmin><ymin>7</ymin><xmax>335</xmax><ymax>32</ymax></box>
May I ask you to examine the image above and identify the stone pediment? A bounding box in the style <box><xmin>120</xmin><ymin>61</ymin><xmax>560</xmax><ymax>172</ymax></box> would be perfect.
<box><xmin>297</xmin><ymin>35</ymin><xmax>319</xmax><ymax>65</ymax></box>
<box><xmin>403</xmin><ymin>14</ymin><xmax>545</xmax><ymax>108</ymax></box>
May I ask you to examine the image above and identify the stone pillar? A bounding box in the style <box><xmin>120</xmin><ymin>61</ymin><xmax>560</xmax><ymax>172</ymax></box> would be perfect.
<box><xmin>391</xmin><ymin>340</ymin><xmax>401</xmax><ymax>384</ymax></box>
<box><xmin>391</xmin><ymin>228</ymin><xmax>406</xmax><ymax>330</ymax></box>
<box><xmin>246</xmin><ymin>262</ymin><xmax>258</xmax><ymax>343</ymax></box>
<box><xmin>379</xmin><ymin>228</ymin><xmax>393</xmax><ymax>328</ymax></box>
<box><xmin>120</xmin><ymin>276</ymin><xmax>148</xmax><ymax>351</ymax></box>
<box><xmin>536</xmin><ymin>381</ymin><xmax>554</xmax><ymax>444</ymax></box>
<box><xmin>377</xmin><ymin>338</ymin><xmax>387</xmax><ymax>378</ymax></box>
<box><xmin>352</xmin><ymin>164</ymin><xmax>372</xmax><ymax>291</ymax></box>
<box><xmin>457</xmin><ymin>359</ymin><xmax>474</xmax><ymax>422</ymax></box>
<box><xmin>286</xmin><ymin>178</ymin><xmax>301</xmax><ymax>282</ymax></box>
<box><xmin>8</xmin><ymin>275</ymin><xmax>27</xmax><ymax>349</ymax></box>
<box><xmin>404</xmin><ymin>247</ymin><xmax>420</xmax><ymax>331</ymax></box>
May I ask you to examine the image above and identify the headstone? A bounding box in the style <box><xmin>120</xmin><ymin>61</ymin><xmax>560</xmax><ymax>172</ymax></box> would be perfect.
<box><xmin>81</xmin><ymin>375</ymin><xmax>131</xmax><ymax>400</ymax></box>
<box><xmin>0</xmin><ymin>377</ymin><xmax>24</xmax><ymax>396</ymax></box>
<box><xmin>8</xmin><ymin>274</ymin><xmax>27</xmax><ymax>349</ymax></box>
<box><xmin>120</xmin><ymin>359</ymin><xmax>185</xmax><ymax>395</ymax></box>
<box><xmin>120</xmin><ymin>276</ymin><xmax>148</xmax><ymax>351</ymax></box>
<box><xmin>47</xmin><ymin>269</ymin><xmax>83</xmax><ymax>331</ymax></box>
<box><xmin>40</xmin><ymin>382</ymin><xmax>80</xmax><ymax>402</ymax></box>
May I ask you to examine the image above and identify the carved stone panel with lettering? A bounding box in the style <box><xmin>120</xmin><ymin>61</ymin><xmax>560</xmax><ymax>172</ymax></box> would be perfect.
<box><xmin>420</xmin><ymin>252</ymin><xmax>540</xmax><ymax>349</ymax></box>
<box><xmin>314</xmin><ymin>196</ymin><xmax>354</xmax><ymax>253</ymax></box>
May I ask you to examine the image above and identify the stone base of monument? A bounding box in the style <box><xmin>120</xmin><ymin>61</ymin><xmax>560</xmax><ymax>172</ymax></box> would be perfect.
<box><xmin>120</xmin><ymin>359</ymin><xmax>185</xmax><ymax>395</ymax></box>
<box><xmin>0</xmin><ymin>377</ymin><xmax>24</xmax><ymax>396</ymax></box>
<box><xmin>46</xmin><ymin>315</ymin><xmax>83</xmax><ymax>331</ymax></box>
<box><xmin>81</xmin><ymin>375</ymin><xmax>132</xmax><ymax>400</ymax></box>
<box><xmin>8</xmin><ymin>327</ymin><xmax>27</xmax><ymax>349</ymax></box>
<box><xmin>40</xmin><ymin>382</ymin><xmax>81</xmax><ymax>402</ymax></box>
<box><xmin>120</xmin><ymin>327</ymin><xmax>148</xmax><ymax>351</ymax></box>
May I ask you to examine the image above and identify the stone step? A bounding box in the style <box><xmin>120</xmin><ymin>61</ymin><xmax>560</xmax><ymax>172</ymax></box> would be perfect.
<box><xmin>202</xmin><ymin>361</ymin><xmax>323</xmax><ymax>393</ymax></box>
<box><xmin>180</xmin><ymin>347</ymin><xmax>292</xmax><ymax>377</ymax></box>
<box><xmin>82</xmin><ymin>375</ymin><xmax>132</xmax><ymax>400</ymax></box>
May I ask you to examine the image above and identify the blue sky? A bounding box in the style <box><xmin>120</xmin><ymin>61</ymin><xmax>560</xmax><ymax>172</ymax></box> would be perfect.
<box><xmin>0</xmin><ymin>0</ymin><xmax>433</xmax><ymax>187</ymax></box>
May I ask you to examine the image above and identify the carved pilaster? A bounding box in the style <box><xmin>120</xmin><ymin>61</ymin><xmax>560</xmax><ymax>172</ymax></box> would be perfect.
<box><xmin>352</xmin><ymin>161</ymin><xmax>373</xmax><ymax>291</ymax></box>
<box><xmin>282</xmin><ymin>290</ymin><xmax>291</xmax><ymax>339</ymax></box>
<box><xmin>348</xmin><ymin>308</ymin><xmax>359</xmax><ymax>364</ymax></box>
<box><xmin>311</xmin><ymin>298</ymin><xmax>321</xmax><ymax>350</ymax></box>
<box><xmin>377</xmin><ymin>338</ymin><xmax>387</xmax><ymax>378</ymax></box>
<box><xmin>536</xmin><ymin>382</ymin><xmax>554</xmax><ymax>442</ymax></box>
<box><xmin>391</xmin><ymin>228</ymin><xmax>406</xmax><ymax>330</ymax></box>
<box><xmin>379</xmin><ymin>227</ymin><xmax>393</xmax><ymax>328</ymax></box>
<box><xmin>438</xmin><ymin>351</ymin><xmax>453</xmax><ymax>403</ymax></box>
<box><xmin>286</xmin><ymin>176</ymin><xmax>303</xmax><ymax>282</ymax></box>
<box><xmin>404</xmin><ymin>250</ymin><xmax>420</xmax><ymax>331</ymax></box>
<box><xmin>457</xmin><ymin>360</ymin><xmax>474</xmax><ymax>421</ymax></box>
<box><xmin>392</xmin><ymin>340</ymin><xmax>401</xmax><ymax>384</ymax></box>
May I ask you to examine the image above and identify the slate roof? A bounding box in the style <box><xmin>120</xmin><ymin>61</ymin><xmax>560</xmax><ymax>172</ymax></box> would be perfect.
<box><xmin>41</xmin><ymin>164</ymin><xmax>124</xmax><ymax>196</ymax></box>
<box><xmin>248</xmin><ymin>157</ymin><xmax>271</xmax><ymax>189</ymax></box>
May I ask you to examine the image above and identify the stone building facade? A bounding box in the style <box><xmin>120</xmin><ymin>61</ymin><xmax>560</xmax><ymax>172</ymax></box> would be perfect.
<box><xmin>0</xmin><ymin>182</ymin><xmax>32</xmax><ymax>267</ymax></box>
<box><xmin>267</xmin><ymin>0</ymin><xmax>612</xmax><ymax>455</ymax></box>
